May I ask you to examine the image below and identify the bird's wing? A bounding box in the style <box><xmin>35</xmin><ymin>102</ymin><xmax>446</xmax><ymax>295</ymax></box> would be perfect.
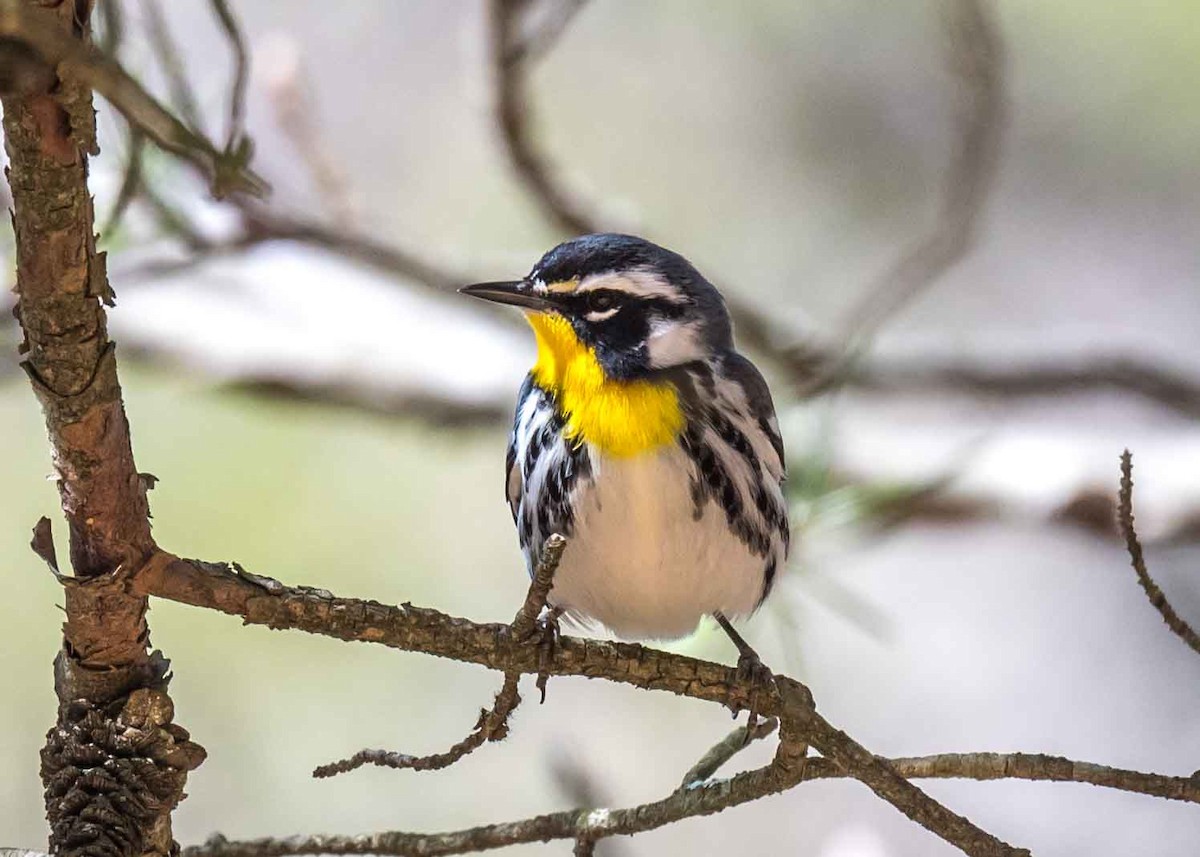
<box><xmin>504</xmin><ymin>374</ymin><xmax>534</xmax><ymax>523</ymax></box>
<box><xmin>721</xmin><ymin>351</ymin><xmax>786</xmax><ymax>477</ymax></box>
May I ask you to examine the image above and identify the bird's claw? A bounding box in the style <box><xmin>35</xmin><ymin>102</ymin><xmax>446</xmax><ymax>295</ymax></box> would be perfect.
<box><xmin>533</xmin><ymin>606</ymin><xmax>563</xmax><ymax>703</ymax></box>
<box><xmin>735</xmin><ymin>650</ymin><xmax>776</xmax><ymax>738</ymax></box>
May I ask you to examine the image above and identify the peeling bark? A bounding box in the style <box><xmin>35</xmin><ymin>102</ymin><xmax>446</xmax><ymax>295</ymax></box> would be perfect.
<box><xmin>2</xmin><ymin>2</ymin><xmax>202</xmax><ymax>854</ymax></box>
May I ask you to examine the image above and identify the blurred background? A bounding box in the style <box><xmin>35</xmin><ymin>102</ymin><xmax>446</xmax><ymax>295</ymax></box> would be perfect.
<box><xmin>3</xmin><ymin>1</ymin><xmax>1200</xmax><ymax>854</ymax></box>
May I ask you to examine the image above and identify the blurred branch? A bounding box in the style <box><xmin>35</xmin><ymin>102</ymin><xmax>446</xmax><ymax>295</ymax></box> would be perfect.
<box><xmin>489</xmin><ymin>0</ymin><xmax>597</xmax><ymax>236</ymax></box>
<box><xmin>140</xmin><ymin>0</ymin><xmax>202</xmax><ymax>129</ymax></box>
<box><xmin>209</xmin><ymin>0</ymin><xmax>249</xmax><ymax>153</ymax></box>
<box><xmin>100</xmin><ymin>128</ymin><xmax>145</xmax><ymax>237</ymax></box>
<box><xmin>484</xmin><ymin>0</ymin><xmax>1006</xmax><ymax>400</ymax></box>
<box><xmin>549</xmin><ymin>752</ymin><xmax>630</xmax><ymax>857</ymax></box>
<box><xmin>0</xmin><ymin>0</ymin><xmax>265</xmax><ymax>197</ymax></box>
<box><xmin>263</xmin><ymin>37</ymin><xmax>356</xmax><ymax>224</ymax></box>
<box><xmin>1118</xmin><ymin>451</ymin><xmax>1200</xmax><ymax>655</ymax></box>
<box><xmin>842</xmin><ymin>354</ymin><xmax>1200</xmax><ymax>420</ymax></box>
<box><xmin>835</xmin><ymin>0</ymin><xmax>1005</xmax><ymax>346</ymax></box>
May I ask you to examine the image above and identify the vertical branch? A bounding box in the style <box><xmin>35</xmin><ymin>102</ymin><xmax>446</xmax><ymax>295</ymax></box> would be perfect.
<box><xmin>1117</xmin><ymin>451</ymin><xmax>1200</xmax><ymax>655</ymax></box>
<box><xmin>209</xmin><ymin>0</ymin><xmax>249</xmax><ymax>151</ymax></box>
<box><xmin>489</xmin><ymin>0</ymin><xmax>596</xmax><ymax>236</ymax></box>
<box><xmin>2</xmin><ymin>1</ymin><xmax>203</xmax><ymax>854</ymax></box>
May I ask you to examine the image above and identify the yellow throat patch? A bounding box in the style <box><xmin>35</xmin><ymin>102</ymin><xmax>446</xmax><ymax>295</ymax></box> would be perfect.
<box><xmin>527</xmin><ymin>312</ymin><xmax>684</xmax><ymax>458</ymax></box>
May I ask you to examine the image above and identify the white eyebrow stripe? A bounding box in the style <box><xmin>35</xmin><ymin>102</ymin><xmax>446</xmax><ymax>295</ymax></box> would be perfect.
<box><xmin>584</xmin><ymin>307</ymin><xmax>620</xmax><ymax>322</ymax></box>
<box><xmin>577</xmin><ymin>269</ymin><xmax>684</xmax><ymax>302</ymax></box>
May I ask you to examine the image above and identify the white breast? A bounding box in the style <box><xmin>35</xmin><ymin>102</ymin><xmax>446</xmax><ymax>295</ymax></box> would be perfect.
<box><xmin>547</xmin><ymin>444</ymin><xmax>767</xmax><ymax>640</ymax></box>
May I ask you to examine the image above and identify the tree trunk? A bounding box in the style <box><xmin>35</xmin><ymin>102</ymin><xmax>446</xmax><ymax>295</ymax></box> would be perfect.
<box><xmin>2</xmin><ymin>2</ymin><xmax>204</xmax><ymax>854</ymax></box>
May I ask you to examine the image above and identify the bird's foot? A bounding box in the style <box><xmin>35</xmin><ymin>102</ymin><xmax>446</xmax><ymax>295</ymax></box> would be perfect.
<box><xmin>533</xmin><ymin>606</ymin><xmax>563</xmax><ymax>704</ymax></box>
<box><xmin>734</xmin><ymin>648</ymin><xmax>776</xmax><ymax>739</ymax></box>
<box><xmin>713</xmin><ymin>611</ymin><xmax>776</xmax><ymax>738</ymax></box>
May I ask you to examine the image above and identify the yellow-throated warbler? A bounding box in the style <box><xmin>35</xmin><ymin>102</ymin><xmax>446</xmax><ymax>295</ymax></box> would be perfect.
<box><xmin>462</xmin><ymin>234</ymin><xmax>789</xmax><ymax>653</ymax></box>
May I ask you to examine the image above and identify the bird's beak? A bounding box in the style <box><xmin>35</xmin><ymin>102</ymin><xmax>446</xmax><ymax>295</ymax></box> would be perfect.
<box><xmin>458</xmin><ymin>280</ymin><xmax>554</xmax><ymax>312</ymax></box>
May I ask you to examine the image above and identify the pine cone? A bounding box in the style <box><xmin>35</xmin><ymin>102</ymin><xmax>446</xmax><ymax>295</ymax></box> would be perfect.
<box><xmin>41</xmin><ymin>689</ymin><xmax>206</xmax><ymax>857</ymax></box>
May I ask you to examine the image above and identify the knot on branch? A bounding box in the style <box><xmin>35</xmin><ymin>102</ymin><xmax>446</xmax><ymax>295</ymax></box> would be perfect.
<box><xmin>41</xmin><ymin>689</ymin><xmax>206</xmax><ymax>857</ymax></box>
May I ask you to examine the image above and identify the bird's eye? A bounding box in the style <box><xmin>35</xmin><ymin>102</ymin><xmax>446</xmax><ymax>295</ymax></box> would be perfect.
<box><xmin>586</xmin><ymin>290</ymin><xmax>619</xmax><ymax>314</ymax></box>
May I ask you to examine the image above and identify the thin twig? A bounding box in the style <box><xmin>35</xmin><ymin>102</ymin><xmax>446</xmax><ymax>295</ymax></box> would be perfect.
<box><xmin>1117</xmin><ymin>450</ymin><xmax>1200</xmax><ymax>655</ymax></box>
<box><xmin>313</xmin><ymin>672</ymin><xmax>523</xmax><ymax>778</ymax></box>
<box><xmin>801</xmin><ymin>752</ymin><xmax>1200</xmax><ymax>803</ymax></box>
<box><xmin>509</xmin><ymin>0</ymin><xmax>590</xmax><ymax>65</ymax></box>
<box><xmin>97</xmin><ymin>0</ymin><xmax>124</xmax><ymax>57</ymax></box>
<box><xmin>208</xmin><ymin>0</ymin><xmax>249</xmax><ymax>152</ymax></box>
<box><xmin>510</xmin><ymin>533</ymin><xmax>567</xmax><ymax>639</ymax></box>
<box><xmin>139</xmin><ymin>0</ymin><xmax>203</xmax><ymax>130</ymax></box>
<box><xmin>100</xmin><ymin>128</ymin><xmax>145</xmax><ymax>238</ymax></box>
<box><xmin>489</xmin><ymin>0</ymin><xmax>597</xmax><ymax>236</ymax></box>
<box><xmin>0</xmin><ymin>0</ymin><xmax>265</xmax><ymax>197</ymax></box>
<box><xmin>679</xmin><ymin>718</ymin><xmax>779</xmax><ymax>789</ymax></box>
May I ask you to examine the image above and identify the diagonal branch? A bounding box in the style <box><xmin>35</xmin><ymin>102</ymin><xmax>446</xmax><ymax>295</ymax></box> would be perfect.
<box><xmin>678</xmin><ymin>717</ymin><xmax>779</xmax><ymax>789</ymax></box>
<box><xmin>1118</xmin><ymin>450</ymin><xmax>1200</xmax><ymax>655</ymax></box>
<box><xmin>140</xmin><ymin>0</ymin><xmax>203</xmax><ymax>129</ymax></box>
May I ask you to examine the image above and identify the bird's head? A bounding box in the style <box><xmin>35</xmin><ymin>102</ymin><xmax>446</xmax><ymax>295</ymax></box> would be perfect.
<box><xmin>460</xmin><ymin>233</ymin><xmax>732</xmax><ymax>381</ymax></box>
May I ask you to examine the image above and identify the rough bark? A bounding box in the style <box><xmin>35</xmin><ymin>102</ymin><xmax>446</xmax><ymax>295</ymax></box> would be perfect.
<box><xmin>3</xmin><ymin>2</ymin><xmax>203</xmax><ymax>854</ymax></box>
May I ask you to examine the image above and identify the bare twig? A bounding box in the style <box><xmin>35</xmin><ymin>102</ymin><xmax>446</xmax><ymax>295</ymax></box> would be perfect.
<box><xmin>0</xmin><ymin>0</ymin><xmax>265</xmax><ymax>197</ymax></box>
<box><xmin>508</xmin><ymin>0</ymin><xmax>590</xmax><ymax>65</ymax></box>
<box><xmin>510</xmin><ymin>533</ymin><xmax>567</xmax><ymax>638</ymax></box>
<box><xmin>313</xmin><ymin>672</ymin><xmax>523</xmax><ymax>778</ymax></box>
<box><xmin>489</xmin><ymin>0</ymin><xmax>597</xmax><ymax>236</ymax></box>
<box><xmin>140</xmin><ymin>0</ymin><xmax>202</xmax><ymax>129</ymax></box>
<box><xmin>209</xmin><ymin>0</ymin><xmax>249</xmax><ymax>152</ymax></box>
<box><xmin>101</xmin><ymin>128</ymin><xmax>145</xmax><ymax>238</ymax></box>
<box><xmin>841</xmin><ymin>354</ymin><xmax>1200</xmax><ymax>420</ymax></box>
<box><xmin>97</xmin><ymin>0</ymin><xmax>125</xmax><ymax>58</ymax></box>
<box><xmin>1118</xmin><ymin>450</ymin><xmax>1200</xmax><ymax>655</ymax></box>
<box><xmin>801</xmin><ymin>752</ymin><xmax>1200</xmax><ymax>802</ymax></box>
<box><xmin>679</xmin><ymin>718</ymin><xmax>779</xmax><ymax>789</ymax></box>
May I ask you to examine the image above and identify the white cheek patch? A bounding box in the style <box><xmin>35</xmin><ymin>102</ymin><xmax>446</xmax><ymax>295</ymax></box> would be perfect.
<box><xmin>646</xmin><ymin>319</ymin><xmax>705</xmax><ymax>368</ymax></box>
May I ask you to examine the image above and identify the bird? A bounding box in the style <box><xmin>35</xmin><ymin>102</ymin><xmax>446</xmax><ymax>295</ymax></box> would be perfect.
<box><xmin>461</xmin><ymin>233</ymin><xmax>789</xmax><ymax>673</ymax></box>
